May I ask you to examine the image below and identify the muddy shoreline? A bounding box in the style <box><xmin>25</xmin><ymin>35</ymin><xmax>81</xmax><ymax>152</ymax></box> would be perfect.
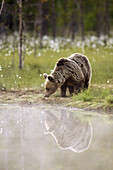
<box><xmin>0</xmin><ymin>89</ymin><xmax>113</xmax><ymax>114</ymax></box>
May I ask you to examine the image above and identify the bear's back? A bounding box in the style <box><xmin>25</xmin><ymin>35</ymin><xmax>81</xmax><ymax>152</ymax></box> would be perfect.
<box><xmin>69</xmin><ymin>53</ymin><xmax>90</xmax><ymax>69</ymax></box>
<box><xmin>68</xmin><ymin>53</ymin><xmax>91</xmax><ymax>87</ymax></box>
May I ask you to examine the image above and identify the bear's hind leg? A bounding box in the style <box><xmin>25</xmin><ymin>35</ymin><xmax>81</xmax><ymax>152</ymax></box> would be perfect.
<box><xmin>74</xmin><ymin>84</ymin><xmax>83</xmax><ymax>94</ymax></box>
<box><xmin>84</xmin><ymin>80</ymin><xmax>89</xmax><ymax>89</ymax></box>
<box><xmin>68</xmin><ymin>86</ymin><xmax>74</xmax><ymax>96</ymax></box>
<box><xmin>60</xmin><ymin>83</ymin><xmax>67</xmax><ymax>97</ymax></box>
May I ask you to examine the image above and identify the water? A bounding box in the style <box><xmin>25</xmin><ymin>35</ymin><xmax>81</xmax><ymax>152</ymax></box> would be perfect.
<box><xmin>0</xmin><ymin>104</ymin><xmax>113</xmax><ymax>170</ymax></box>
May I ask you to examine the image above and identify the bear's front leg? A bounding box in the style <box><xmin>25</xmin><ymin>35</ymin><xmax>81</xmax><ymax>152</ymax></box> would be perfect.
<box><xmin>68</xmin><ymin>86</ymin><xmax>74</xmax><ymax>96</ymax></box>
<box><xmin>60</xmin><ymin>83</ymin><xmax>67</xmax><ymax>97</ymax></box>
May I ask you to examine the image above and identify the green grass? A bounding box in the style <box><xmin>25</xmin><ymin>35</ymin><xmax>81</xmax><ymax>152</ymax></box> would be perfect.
<box><xmin>0</xmin><ymin>46</ymin><xmax>113</xmax><ymax>90</ymax></box>
<box><xmin>0</xmin><ymin>44</ymin><xmax>113</xmax><ymax>111</ymax></box>
<box><xmin>106</xmin><ymin>95</ymin><xmax>113</xmax><ymax>104</ymax></box>
<box><xmin>72</xmin><ymin>89</ymin><xmax>94</xmax><ymax>102</ymax></box>
<box><xmin>0</xmin><ymin>43</ymin><xmax>113</xmax><ymax>111</ymax></box>
<box><xmin>72</xmin><ymin>87</ymin><xmax>113</xmax><ymax>102</ymax></box>
<box><xmin>70</xmin><ymin>87</ymin><xmax>113</xmax><ymax>112</ymax></box>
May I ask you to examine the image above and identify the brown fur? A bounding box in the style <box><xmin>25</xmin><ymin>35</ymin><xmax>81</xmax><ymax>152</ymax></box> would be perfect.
<box><xmin>43</xmin><ymin>53</ymin><xmax>92</xmax><ymax>97</ymax></box>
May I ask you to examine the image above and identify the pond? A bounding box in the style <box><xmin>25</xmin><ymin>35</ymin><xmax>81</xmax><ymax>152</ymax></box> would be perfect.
<box><xmin>0</xmin><ymin>104</ymin><xmax>113</xmax><ymax>170</ymax></box>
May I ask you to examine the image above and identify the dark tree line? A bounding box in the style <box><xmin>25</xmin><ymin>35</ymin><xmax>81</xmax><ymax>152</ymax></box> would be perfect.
<box><xmin>0</xmin><ymin>0</ymin><xmax>113</xmax><ymax>69</ymax></box>
<box><xmin>0</xmin><ymin>0</ymin><xmax>113</xmax><ymax>39</ymax></box>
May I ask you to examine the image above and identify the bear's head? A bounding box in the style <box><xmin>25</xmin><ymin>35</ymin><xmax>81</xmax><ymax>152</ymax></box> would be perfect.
<box><xmin>43</xmin><ymin>73</ymin><xmax>58</xmax><ymax>97</ymax></box>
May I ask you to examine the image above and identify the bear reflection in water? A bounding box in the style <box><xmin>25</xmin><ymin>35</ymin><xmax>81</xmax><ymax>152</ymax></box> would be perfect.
<box><xmin>44</xmin><ymin>110</ymin><xmax>93</xmax><ymax>153</ymax></box>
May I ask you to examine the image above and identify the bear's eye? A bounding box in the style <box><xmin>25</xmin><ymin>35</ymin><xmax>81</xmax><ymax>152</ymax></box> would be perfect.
<box><xmin>46</xmin><ymin>88</ymin><xmax>50</xmax><ymax>91</ymax></box>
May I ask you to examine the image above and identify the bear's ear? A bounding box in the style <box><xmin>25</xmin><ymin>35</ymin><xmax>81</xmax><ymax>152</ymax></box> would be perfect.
<box><xmin>43</xmin><ymin>73</ymin><xmax>48</xmax><ymax>79</ymax></box>
<box><xmin>57</xmin><ymin>58</ymin><xmax>67</xmax><ymax>66</ymax></box>
<box><xmin>48</xmin><ymin>75</ymin><xmax>54</xmax><ymax>81</ymax></box>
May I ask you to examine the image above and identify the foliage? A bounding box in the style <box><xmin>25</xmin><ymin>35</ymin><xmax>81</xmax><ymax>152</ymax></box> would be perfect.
<box><xmin>72</xmin><ymin>89</ymin><xmax>94</xmax><ymax>102</ymax></box>
<box><xmin>106</xmin><ymin>95</ymin><xmax>113</xmax><ymax>104</ymax></box>
<box><xmin>0</xmin><ymin>0</ymin><xmax>113</xmax><ymax>36</ymax></box>
<box><xmin>72</xmin><ymin>87</ymin><xmax>113</xmax><ymax>102</ymax></box>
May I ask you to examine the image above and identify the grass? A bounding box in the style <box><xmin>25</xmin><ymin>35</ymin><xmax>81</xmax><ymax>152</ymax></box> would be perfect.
<box><xmin>68</xmin><ymin>86</ymin><xmax>113</xmax><ymax>112</ymax></box>
<box><xmin>72</xmin><ymin>86</ymin><xmax>113</xmax><ymax>103</ymax></box>
<box><xmin>0</xmin><ymin>46</ymin><xmax>113</xmax><ymax>89</ymax></box>
<box><xmin>0</xmin><ymin>37</ymin><xmax>113</xmax><ymax>112</ymax></box>
<box><xmin>106</xmin><ymin>95</ymin><xmax>113</xmax><ymax>104</ymax></box>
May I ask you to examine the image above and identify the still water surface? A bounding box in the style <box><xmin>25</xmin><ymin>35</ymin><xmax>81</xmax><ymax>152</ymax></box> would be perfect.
<box><xmin>0</xmin><ymin>104</ymin><xmax>113</xmax><ymax>170</ymax></box>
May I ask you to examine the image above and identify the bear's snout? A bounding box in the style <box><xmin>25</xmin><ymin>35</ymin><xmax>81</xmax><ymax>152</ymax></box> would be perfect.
<box><xmin>44</xmin><ymin>92</ymin><xmax>51</xmax><ymax>97</ymax></box>
<box><xmin>44</xmin><ymin>94</ymin><xmax>50</xmax><ymax>97</ymax></box>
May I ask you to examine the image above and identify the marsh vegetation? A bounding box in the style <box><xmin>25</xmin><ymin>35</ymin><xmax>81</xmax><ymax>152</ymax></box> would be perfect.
<box><xmin>0</xmin><ymin>34</ymin><xmax>113</xmax><ymax>111</ymax></box>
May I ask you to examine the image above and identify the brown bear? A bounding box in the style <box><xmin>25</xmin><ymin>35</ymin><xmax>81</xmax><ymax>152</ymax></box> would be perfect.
<box><xmin>43</xmin><ymin>53</ymin><xmax>92</xmax><ymax>97</ymax></box>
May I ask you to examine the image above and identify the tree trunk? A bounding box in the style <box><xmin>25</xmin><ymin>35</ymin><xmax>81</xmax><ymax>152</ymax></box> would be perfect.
<box><xmin>96</xmin><ymin>14</ymin><xmax>101</xmax><ymax>37</ymax></box>
<box><xmin>52</xmin><ymin>0</ymin><xmax>56</xmax><ymax>40</ymax></box>
<box><xmin>0</xmin><ymin>0</ymin><xmax>5</xmax><ymax>15</ymax></box>
<box><xmin>80</xmin><ymin>0</ymin><xmax>85</xmax><ymax>40</ymax></box>
<box><xmin>42</xmin><ymin>1</ymin><xmax>49</xmax><ymax>35</ymax></box>
<box><xmin>96</xmin><ymin>0</ymin><xmax>101</xmax><ymax>37</ymax></box>
<box><xmin>34</xmin><ymin>15</ymin><xmax>38</xmax><ymax>57</ymax></box>
<box><xmin>13</xmin><ymin>1</ymin><xmax>17</xmax><ymax>31</ymax></box>
<box><xmin>39</xmin><ymin>0</ymin><xmax>43</xmax><ymax>48</ymax></box>
<box><xmin>12</xmin><ymin>34</ymin><xmax>16</xmax><ymax>67</ymax></box>
<box><xmin>104</xmin><ymin>0</ymin><xmax>110</xmax><ymax>36</ymax></box>
<box><xmin>70</xmin><ymin>11</ymin><xmax>75</xmax><ymax>41</ymax></box>
<box><xmin>19</xmin><ymin>0</ymin><xmax>22</xmax><ymax>69</ymax></box>
<box><xmin>23</xmin><ymin>21</ymin><xmax>26</xmax><ymax>65</ymax></box>
<box><xmin>70</xmin><ymin>1</ymin><xmax>78</xmax><ymax>41</ymax></box>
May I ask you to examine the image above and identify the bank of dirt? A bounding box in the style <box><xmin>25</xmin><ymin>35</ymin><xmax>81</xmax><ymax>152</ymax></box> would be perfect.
<box><xmin>0</xmin><ymin>88</ymin><xmax>113</xmax><ymax>114</ymax></box>
<box><xmin>0</xmin><ymin>89</ymin><xmax>72</xmax><ymax>106</ymax></box>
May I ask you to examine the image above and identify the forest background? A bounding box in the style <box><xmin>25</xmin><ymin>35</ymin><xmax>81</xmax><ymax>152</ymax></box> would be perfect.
<box><xmin>0</xmin><ymin>0</ymin><xmax>113</xmax><ymax>40</ymax></box>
